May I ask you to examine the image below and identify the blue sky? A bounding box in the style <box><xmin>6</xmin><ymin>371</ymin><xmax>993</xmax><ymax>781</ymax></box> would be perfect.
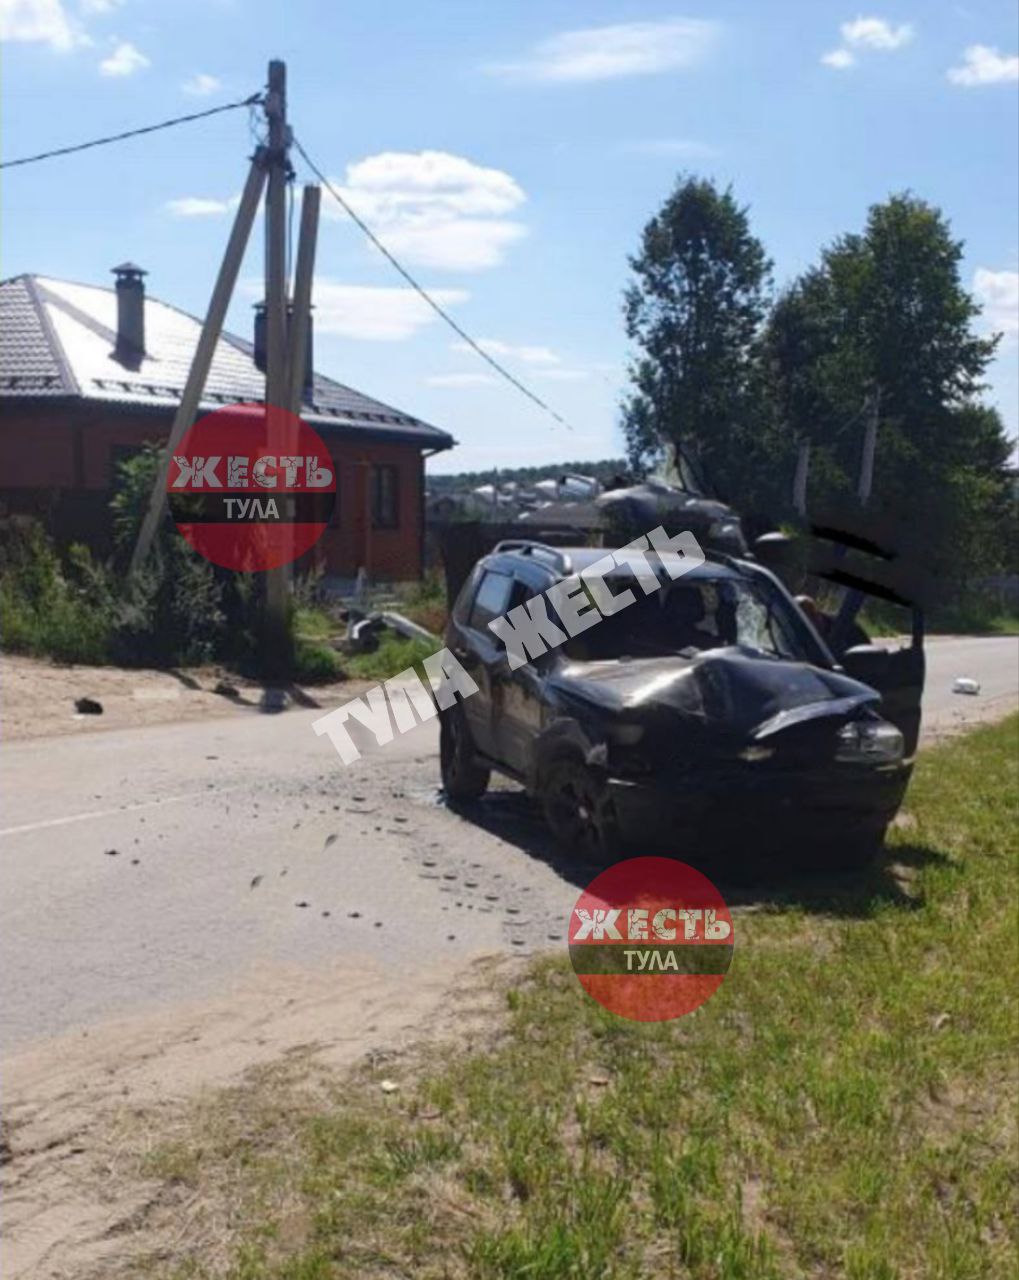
<box><xmin>2</xmin><ymin>1</ymin><xmax>1017</xmax><ymax>473</ymax></box>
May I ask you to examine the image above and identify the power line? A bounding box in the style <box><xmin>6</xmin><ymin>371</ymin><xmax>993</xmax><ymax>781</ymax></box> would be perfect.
<box><xmin>292</xmin><ymin>134</ymin><xmax>574</xmax><ymax>433</ymax></box>
<box><xmin>0</xmin><ymin>94</ymin><xmax>263</xmax><ymax>171</ymax></box>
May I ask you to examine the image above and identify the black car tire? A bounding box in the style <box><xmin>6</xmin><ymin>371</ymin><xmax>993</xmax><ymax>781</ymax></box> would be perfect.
<box><xmin>439</xmin><ymin>706</ymin><xmax>490</xmax><ymax>800</ymax></box>
<box><xmin>541</xmin><ymin>757</ymin><xmax>620</xmax><ymax>859</ymax></box>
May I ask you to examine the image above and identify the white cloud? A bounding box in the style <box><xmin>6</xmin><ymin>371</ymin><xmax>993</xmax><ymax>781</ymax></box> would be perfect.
<box><xmin>182</xmin><ymin>71</ymin><xmax>221</xmax><ymax>96</ymax></box>
<box><xmin>625</xmin><ymin>137</ymin><xmax>719</xmax><ymax>157</ymax></box>
<box><xmin>166</xmin><ymin>195</ymin><xmax>239</xmax><ymax>217</ymax></box>
<box><xmin>486</xmin><ymin>18</ymin><xmax>718</xmax><ymax>84</ymax></box>
<box><xmin>99</xmin><ymin>38</ymin><xmax>148</xmax><ymax>75</ymax></box>
<box><xmin>822</xmin><ymin>17</ymin><xmax>913</xmax><ymax>71</ymax></box>
<box><xmin>325</xmin><ymin>150</ymin><xmax>527</xmax><ymax>272</ymax></box>
<box><xmin>974</xmin><ymin>268</ymin><xmax>1019</xmax><ymax>338</ymax></box>
<box><xmin>840</xmin><ymin>16</ymin><xmax>914</xmax><ymax>51</ymax></box>
<box><xmin>380</xmin><ymin>219</ymin><xmax>526</xmax><ymax>272</ymax></box>
<box><xmin>948</xmin><ymin>45</ymin><xmax>1019</xmax><ymax>87</ymax></box>
<box><xmin>427</xmin><ymin>372</ymin><xmax>499</xmax><ymax>388</ymax></box>
<box><xmin>80</xmin><ymin>0</ymin><xmax>122</xmax><ymax>13</ymax></box>
<box><xmin>0</xmin><ymin>0</ymin><xmax>83</xmax><ymax>50</ymax></box>
<box><xmin>312</xmin><ymin>283</ymin><xmax>470</xmax><ymax>342</ymax></box>
<box><xmin>451</xmin><ymin>338</ymin><xmax>560</xmax><ymax>365</ymax></box>
<box><xmin>822</xmin><ymin>48</ymin><xmax>856</xmax><ymax>69</ymax></box>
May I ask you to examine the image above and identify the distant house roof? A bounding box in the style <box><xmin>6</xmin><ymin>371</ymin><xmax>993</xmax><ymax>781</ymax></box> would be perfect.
<box><xmin>0</xmin><ymin>274</ymin><xmax>454</xmax><ymax>451</ymax></box>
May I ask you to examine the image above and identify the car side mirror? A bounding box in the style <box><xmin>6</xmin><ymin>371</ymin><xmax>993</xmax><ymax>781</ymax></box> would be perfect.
<box><xmin>840</xmin><ymin>644</ymin><xmax>891</xmax><ymax>686</ymax></box>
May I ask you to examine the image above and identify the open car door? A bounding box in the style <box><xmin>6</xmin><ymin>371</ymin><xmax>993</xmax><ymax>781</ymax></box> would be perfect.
<box><xmin>839</xmin><ymin>611</ymin><xmax>925</xmax><ymax>758</ymax></box>
<box><xmin>754</xmin><ymin>505</ymin><xmax>928</xmax><ymax>760</ymax></box>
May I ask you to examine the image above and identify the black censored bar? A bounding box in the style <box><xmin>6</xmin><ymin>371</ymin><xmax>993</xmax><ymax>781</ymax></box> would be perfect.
<box><xmin>570</xmin><ymin>943</ymin><xmax>734</xmax><ymax>976</ymax></box>
<box><xmin>168</xmin><ymin>492</ymin><xmax>335</xmax><ymax>524</ymax></box>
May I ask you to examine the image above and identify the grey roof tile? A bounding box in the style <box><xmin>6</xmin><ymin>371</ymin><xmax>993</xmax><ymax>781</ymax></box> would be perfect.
<box><xmin>0</xmin><ymin>274</ymin><xmax>454</xmax><ymax>449</ymax></box>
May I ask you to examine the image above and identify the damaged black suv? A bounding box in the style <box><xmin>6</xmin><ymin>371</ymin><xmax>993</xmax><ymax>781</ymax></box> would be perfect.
<box><xmin>440</xmin><ymin>539</ymin><xmax>923</xmax><ymax>868</ymax></box>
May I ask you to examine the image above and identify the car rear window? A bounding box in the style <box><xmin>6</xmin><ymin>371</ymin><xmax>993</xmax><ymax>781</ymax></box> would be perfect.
<box><xmin>469</xmin><ymin>570</ymin><xmax>514</xmax><ymax>631</ymax></box>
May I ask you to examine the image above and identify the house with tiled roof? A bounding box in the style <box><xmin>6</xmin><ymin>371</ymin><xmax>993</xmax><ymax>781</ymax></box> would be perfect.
<box><xmin>0</xmin><ymin>265</ymin><xmax>455</xmax><ymax>580</ymax></box>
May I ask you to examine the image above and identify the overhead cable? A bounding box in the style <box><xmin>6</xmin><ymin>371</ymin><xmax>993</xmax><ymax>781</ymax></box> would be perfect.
<box><xmin>293</xmin><ymin>134</ymin><xmax>574</xmax><ymax>432</ymax></box>
<box><xmin>0</xmin><ymin>94</ymin><xmax>263</xmax><ymax>170</ymax></box>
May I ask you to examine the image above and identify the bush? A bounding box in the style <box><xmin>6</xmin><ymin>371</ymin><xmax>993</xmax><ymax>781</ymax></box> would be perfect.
<box><xmin>293</xmin><ymin>636</ymin><xmax>344</xmax><ymax>684</ymax></box>
<box><xmin>0</xmin><ymin>519</ymin><xmax>112</xmax><ymax>664</ymax></box>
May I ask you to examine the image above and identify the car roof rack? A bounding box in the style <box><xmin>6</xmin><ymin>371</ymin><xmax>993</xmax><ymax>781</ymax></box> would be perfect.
<box><xmin>491</xmin><ymin>539</ymin><xmax>573</xmax><ymax>574</ymax></box>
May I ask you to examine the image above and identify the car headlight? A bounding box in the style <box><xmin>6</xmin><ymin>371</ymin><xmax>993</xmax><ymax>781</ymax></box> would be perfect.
<box><xmin>835</xmin><ymin>719</ymin><xmax>904</xmax><ymax>763</ymax></box>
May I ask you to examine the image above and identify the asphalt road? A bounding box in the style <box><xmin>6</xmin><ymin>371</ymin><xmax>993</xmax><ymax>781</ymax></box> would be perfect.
<box><xmin>1</xmin><ymin>634</ymin><xmax>1015</xmax><ymax>1053</ymax></box>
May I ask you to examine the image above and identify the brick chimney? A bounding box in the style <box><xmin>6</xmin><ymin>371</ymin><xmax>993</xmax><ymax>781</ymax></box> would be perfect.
<box><xmin>111</xmin><ymin>262</ymin><xmax>147</xmax><ymax>366</ymax></box>
<box><xmin>253</xmin><ymin>301</ymin><xmax>314</xmax><ymax>400</ymax></box>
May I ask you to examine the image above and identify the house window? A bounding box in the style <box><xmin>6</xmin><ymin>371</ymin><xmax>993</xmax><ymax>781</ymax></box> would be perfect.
<box><xmin>371</xmin><ymin>464</ymin><xmax>399</xmax><ymax>529</ymax></box>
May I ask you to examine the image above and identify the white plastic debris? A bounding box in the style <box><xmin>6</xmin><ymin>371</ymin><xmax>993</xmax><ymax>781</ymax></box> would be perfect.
<box><xmin>379</xmin><ymin>1079</ymin><xmax>399</xmax><ymax>1093</ymax></box>
<box><xmin>952</xmin><ymin>677</ymin><xmax>981</xmax><ymax>696</ymax></box>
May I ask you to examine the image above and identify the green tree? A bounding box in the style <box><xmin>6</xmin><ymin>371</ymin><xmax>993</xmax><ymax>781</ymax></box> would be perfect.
<box><xmin>621</xmin><ymin>176</ymin><xmax>772</xmax><ymax>497</ymax></box>
<box><xmin>764</xmin><ymin>193</ymin><xmax>1010</xmax><ymax>587</ymax></box>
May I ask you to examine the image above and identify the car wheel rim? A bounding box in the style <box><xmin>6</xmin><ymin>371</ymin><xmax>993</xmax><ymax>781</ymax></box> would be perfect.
<box><xmin>549</xmin><ymin>770</ymin><xmax>611</xmax><ymax>855</ymax></box>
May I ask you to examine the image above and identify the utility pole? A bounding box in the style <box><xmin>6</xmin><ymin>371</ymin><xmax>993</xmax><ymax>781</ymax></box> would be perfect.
<box><xmin>829</xmin><ymin>386</ymin><xmax>882</xmax><ymax>653</ymax></box>
<box><xmin>129</xmin><ymin>59</ymin><xmax>322</xmax><ymax>705</ymax></box>
<box><xmin>857</xmin><ymin>386</ymin><xmax>881</xmax><ymax>504</ymax></box>
<box><xmin>287</xmin><ymin>185</ymin><xmax>321</xmax><ymax>415</ymax></box>
<box><xmin>130</xmin><ymin>155</ymin><xmax>267</xmax><ymax>573</ymax></box>
<box><xmin>792</xmin><ymin>437</ymin><xmax>810</xmax><ymax>517</ymax></box>
<box><xmin>260</xmin><ymin>59</ymin><xmax>293</xmax><ymax>705</ymax></box>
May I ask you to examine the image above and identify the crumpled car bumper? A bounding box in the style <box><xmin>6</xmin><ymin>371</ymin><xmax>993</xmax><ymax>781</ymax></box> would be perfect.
<box><xmin>607</xmin><ymin>761</ymin><xmax>912</xmax><ymax>858</ymax></box>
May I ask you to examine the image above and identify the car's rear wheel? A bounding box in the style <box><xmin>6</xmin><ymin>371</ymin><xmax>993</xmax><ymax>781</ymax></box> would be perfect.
<box><xmin>541</xmin><ymin>758</ymin><xmax>620</xmax><ymax>859</ymax></box>
<box><xmin>440</xmin><ymin>706</ymin><xmax>490</xmax><ymax>800</ymax></box>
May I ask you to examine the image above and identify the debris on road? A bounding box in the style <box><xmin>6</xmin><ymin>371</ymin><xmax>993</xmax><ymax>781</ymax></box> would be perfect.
<box><xmin>952</xmin><ymin>676</ymin><xmax>981</xmax><ymax>696</ymax></box>
<box><xmin>75</xmin><ymin>697</ymin><xmax>103</xmax><ymax>715</ymax></box>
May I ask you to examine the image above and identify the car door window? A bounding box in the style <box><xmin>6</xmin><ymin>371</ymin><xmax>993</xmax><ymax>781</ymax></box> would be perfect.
<box><xmin>468</xmin><ymin>570</ymin><xmax>514</xmax><ymax>633</ymax></box>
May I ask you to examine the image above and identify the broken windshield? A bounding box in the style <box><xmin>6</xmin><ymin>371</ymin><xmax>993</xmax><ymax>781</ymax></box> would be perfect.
<box><xmin>562</xmin><ymin>576</ymin><xmax>811</xmax><ymax>663</ymax></box>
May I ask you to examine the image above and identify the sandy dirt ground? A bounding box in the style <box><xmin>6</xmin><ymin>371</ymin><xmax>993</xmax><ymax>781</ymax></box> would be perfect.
<box><xmin>2</xmin><ymin>951</ymin><xmax>517</xmax><ymax>1279</ymax></box>
<box><xmin>0</xmin><ymin>653</ymin><xmax>369</xmax><ymax>743</ymax></box>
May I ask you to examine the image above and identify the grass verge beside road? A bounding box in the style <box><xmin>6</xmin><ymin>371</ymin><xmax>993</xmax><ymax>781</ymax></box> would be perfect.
<box><xmin>140</xmin><ymin>717</ymin><xmax>1018</xmax><ymax>1280</ymax></box>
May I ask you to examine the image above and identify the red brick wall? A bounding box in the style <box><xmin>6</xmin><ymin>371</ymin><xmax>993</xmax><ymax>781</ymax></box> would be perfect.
<box><xmin>309</xmin><ymin>439</ymin><xmax>423</xmax><ymax>581</ymax></box>
<box><xmin>1</xmin><ymin>403</ymin><xmax>429</xmax><ymax>581</ymax></box>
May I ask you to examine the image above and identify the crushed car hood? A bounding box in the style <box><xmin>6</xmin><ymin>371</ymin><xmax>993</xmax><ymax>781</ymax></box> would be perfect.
<box><xmin>552</xmin><ymin>647</ymin><xmax>879</xmax><ymax>741</ymax></box>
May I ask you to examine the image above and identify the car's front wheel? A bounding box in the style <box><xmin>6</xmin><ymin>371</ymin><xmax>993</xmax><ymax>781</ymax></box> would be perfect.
<box><xmin>541</xmin><ymin>758</ymin><xmax>620</xmax><ymax>859</ymax></box>
<box><xmin>439</xmin><ymin>706</ymin><xmax>490</xmax><ymax>800</ymax></box>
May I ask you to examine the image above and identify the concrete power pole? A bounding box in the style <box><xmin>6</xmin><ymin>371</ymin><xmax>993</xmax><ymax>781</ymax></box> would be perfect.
<box><xmin>130</xmin><ymin>156</ymin><xmax>267</xmax><ymax>573</ymax></box>
<box><xmin>829</xmin><ymin>386</ymin><xmax>883</xmax><ymax>652</ymax></box>
<box><xmin>261</xmin><ymin>59</ymin><xmax>293</xmax><ymax>704</ymax></box>
<box><xmin>857</xmin><ymin>387</ymin><xmax>881</xmax><ymax>504</ymax></box>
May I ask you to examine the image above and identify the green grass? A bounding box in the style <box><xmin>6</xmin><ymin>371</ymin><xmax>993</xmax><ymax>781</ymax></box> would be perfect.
<box><xmin>394</xmin><ymin>573</ymin><xmax>449</xmax><ymax>638</ymax></box>
<box><xmin>860</xmin><ymin>595</ymin><xmax>1019</xmax><ymax>638</ymax></box>
<box><xmin>343</xmin><ymin>633</ymin><xmax>437</xmax><ymax>683</ymax></box>
<box><xmin>291</xmin><ymin>605</ymin><xmax>440</xmax><ymax>685</ymax></box>
<box><xmin>141</xmin><ymin>717</ymin><xmax>1018</xmax><ymax>1279</ymax></box>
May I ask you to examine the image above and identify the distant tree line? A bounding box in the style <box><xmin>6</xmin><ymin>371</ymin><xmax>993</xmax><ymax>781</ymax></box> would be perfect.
<box><xmin>426</xmin><ymin>458</ymin><xmax>630</xmax><ymax>496</ymax></box>
<box><xmin>621</xmin><ymin>176</ymin><xmax>1015</xmax><ymax>587</ymax></box>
